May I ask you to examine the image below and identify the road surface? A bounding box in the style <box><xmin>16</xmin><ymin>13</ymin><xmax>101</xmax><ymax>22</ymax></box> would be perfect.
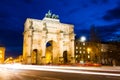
<box><xmin>0</xmin><ymin>64</ymin><xmax>120</xmax><ymax>80</ymax></box>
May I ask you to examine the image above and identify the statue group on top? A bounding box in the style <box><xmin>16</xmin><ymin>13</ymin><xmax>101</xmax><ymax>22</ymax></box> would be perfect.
<box><xmin>45</xmin><ymin>10</ymin><xmax>59</xmax><ymax>19</ymax></box>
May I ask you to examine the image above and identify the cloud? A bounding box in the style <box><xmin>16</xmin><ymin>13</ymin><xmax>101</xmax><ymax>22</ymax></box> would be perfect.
<box><xmin>75</xmin><ymin>22</ymin><xmax>120</xmax><ymax>41</ymax></box>
<box><xmin>103</xmin><ymin>6</ymin><xmax>120</xmax><ymax>21</ymax></box>
<box><xmin>102</xmin><ymin>0</ymin><xmax>109</xmax><ymax>3</ymax></box>
<box><xmin>96</xmin><ymin>23</ymin><xmax>120</xmax><ymax>41</ymax></box>
<box><xmin>90</xmin><ymin>0</ymin><xmax>98</xmax><ymax>4</ymax></box>
<box><xmin>90</xmin><ymin>0</ymin><xmax>109</xmax><ymax>4</ymax></box>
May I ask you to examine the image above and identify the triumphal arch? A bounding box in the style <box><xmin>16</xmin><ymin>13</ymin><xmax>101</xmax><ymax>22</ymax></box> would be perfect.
<box><xmin>23</xmin><ymin>11</ymin><xmax>75</xmax><ymax>64</ymax></box>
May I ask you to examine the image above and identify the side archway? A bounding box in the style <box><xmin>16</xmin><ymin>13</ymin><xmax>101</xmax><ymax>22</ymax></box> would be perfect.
<box><xmin>31</xmin><ymin>49</ymin><xmax>39</xmax><ymax>64</ymax></box>
<box><xmin>63</xmin><ymin>51</ymin><xmax>68</xmax><ymax>64</ymax></box>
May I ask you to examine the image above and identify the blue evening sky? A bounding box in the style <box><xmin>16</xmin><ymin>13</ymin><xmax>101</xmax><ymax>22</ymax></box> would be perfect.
<box><xmin>0</xmin><ymin>0</ymin><xmax>120</xmax><ymax>57</ymax></box>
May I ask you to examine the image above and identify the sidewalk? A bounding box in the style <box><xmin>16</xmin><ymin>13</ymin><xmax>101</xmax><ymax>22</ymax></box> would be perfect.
<box><xmin>101</xmin><ymin>66</ymin><xmax>120</xmax><ymax>70</ymax></box>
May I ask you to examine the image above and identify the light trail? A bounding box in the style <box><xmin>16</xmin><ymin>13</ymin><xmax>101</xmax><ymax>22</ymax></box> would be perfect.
<box><xmin>35</xmin><ymin>65</ymin><xmax>120</xmax><ymax>72</ymax></box>
<box><xmin>0</xmin><ymin>64</ymin><xmax>120</xmax><ymax>77</ymax></box>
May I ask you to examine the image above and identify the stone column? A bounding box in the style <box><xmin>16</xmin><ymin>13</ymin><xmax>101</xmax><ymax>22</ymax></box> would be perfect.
<box><xmin>41</xmin><ymin>40</ymin><xmax>46</xmax><ymax>64</ymax></box>
<box><xmin>52</xmin><ymin>41</ymin><xmax>58</xmax><ymax>64</ymax></box>
<box><xmin>70</xmin><ymin>39</ymin><xmax>75</xmax><ymax>64</ymax></box>
<box><xmin>41</xmin><ymin>30</ymin><xmax>47</xmax><ymax>64</ymax></box>
<box><xmin>26</xmin><ymin>29</ymin><xmax>33</xmax><ymax>64</ymax></box>
<box><xmin>58</xmin><ymin>32</ymin><xmax>64</xmax><ymax>64</ymax></box>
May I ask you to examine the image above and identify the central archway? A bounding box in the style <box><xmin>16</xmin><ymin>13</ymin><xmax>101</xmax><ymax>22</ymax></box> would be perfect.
<box><xmin>45</xmin><ymin>40</ymin><xmax>57</xmax><ymax>64</ymax></box>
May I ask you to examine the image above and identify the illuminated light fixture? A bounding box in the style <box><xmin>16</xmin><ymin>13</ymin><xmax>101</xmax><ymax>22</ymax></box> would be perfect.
<box><xmin>88</xmin><ymin>55</ymin><xmax>90</xmax><ymax>58</ymax></box>
<box><xmin>87</xmin><ymin>48</ymin><xmax>91</xmax><ymax>52</ymax></box>
<box><xmin>0</xmin><ymin>54</ymin><xmax>2</xmax><ymax>58</ymax></box>
<box><xmin>0</xmin><ymin>50</ymin><xmax>2</xmax><ymax>53</ymax></box>
<box><xmin>80</xmin><ymin>36</ymin><xmax>86</xmax><ymax>42</ymax></box>
<box><xmin>76</xmin><ymin>55</ymin><xmax>78</xmax><ymax>58</ymax></box>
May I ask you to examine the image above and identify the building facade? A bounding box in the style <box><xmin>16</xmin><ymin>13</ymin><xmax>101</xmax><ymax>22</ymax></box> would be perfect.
<box><xmin>101</xmin><ymin>42</ymin><xmax>120</xmax><ymax>65</ymax></box>
<box><xmin>75</xmin><ymin>41</ymin><xmax>91</xmax><ymax>63</ymax></box>
<box><xmin>75</xmin><ymin>40</ymin><xmax>101</xmax><ymax>63</ymax></box>
<box><xmin>23</xmin><ymin>11</ymin><xmax>75</xmax><ymax>64</ymax></box>
<box><xmin>0</xmin><ymin>47</ymin><xmax>5</xmax><ymax>64</ymax></box>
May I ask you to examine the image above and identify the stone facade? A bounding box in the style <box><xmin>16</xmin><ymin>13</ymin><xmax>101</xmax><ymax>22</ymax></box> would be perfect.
<box><xmin>23</xmin><ymin>17</ymin><xmax>75</xmax><ymax>64</ymax></box>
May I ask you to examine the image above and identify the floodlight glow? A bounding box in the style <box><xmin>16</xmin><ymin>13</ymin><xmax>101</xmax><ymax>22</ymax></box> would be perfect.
<box><xmin>87</xmin><ymin>48</ymin><xmax>91</xmax><ymax>53</ymax></box>
<box><xmin>80</xmin><ymin>36</ymin><xmax>86</xmax><ymax>42</ymax></box>
<box><xmin>0</xmin><ymin>50</ymin><xmax>2</xmax><ymax>53</ymax></box>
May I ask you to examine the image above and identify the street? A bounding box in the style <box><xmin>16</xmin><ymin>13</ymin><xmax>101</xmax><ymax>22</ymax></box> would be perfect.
<box><xmin>0</xmin><ymin>64</ymin><xmax>120</xmax><ymax>80</ymax></box>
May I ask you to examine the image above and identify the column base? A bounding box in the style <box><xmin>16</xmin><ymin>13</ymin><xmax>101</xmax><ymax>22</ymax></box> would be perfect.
<box><xmin>27</xmin><ymin>56</ymin><xmax>32</xmax><ymax>64</ymax></box>
<box><xmin>41</xmin><ymin>56</ymin><xmax>46</xmax><ymax>64</ymax></box>
<box><xmin>59</xmin><ymin>57</ymin><xmax>63</xmax><ymax>64</ymax></box>
<box><xmin>70</xmin><ymin>57</ymin><xmax>75</xmax><ymax>64</ymax></box>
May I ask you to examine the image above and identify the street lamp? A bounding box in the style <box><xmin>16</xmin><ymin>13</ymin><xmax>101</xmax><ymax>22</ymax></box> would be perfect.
<box><xmin>87</xmin><ymin>48</ymin><xmax>91</xmax><ymax>53</ymax></box>
<box><xmin>80</xmin><ymin>36</ymin><xmax>86</xmax><ymax>42</ymax></box>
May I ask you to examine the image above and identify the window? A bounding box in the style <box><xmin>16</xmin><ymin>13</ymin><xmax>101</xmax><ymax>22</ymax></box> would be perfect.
<box><xmin>83</xmin><ymin>43</ymin><xmax>85</xmax><ymax>45</ymax></box>
<box><xmin>88</xmin><ymin>55</ymin><xmax>90</xmax><ymax>58</ymax></box>
<box><xmin>79</xmin><ymin>47</ymin><xmax>82</xmax><ymax>49</ymax></box>
<box><xmin>101</xmin><ymin>49</ymin><xmax>103</xmax><ymax>52</ymax></box>
<box><xmin>76</xmin><ymin>55</ymin><xmax>78</xmax><ymax>58</ymax></box>
<box><xmin>88</xmin><ymin>52</ymin><xmax>90</xmax><ymax>54</ymax></box>
<box><xmin>79</xmin><ymin>51</ymin><xmax>81</xmax><ymax>53</ymax></box>
<box><xmin>76</xmin><ymin>51</ymin><xmax>78</xmax><ymax>53</ymax></box>
<box><xmin>76</xmin><ymin>47</ymin><xmax>78</xmax><ymax>49</ymax></box>
<box><xmin>83</xmin><ymin>51</ymin><xmax>85</xmax><ymax>54</ymax></box>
